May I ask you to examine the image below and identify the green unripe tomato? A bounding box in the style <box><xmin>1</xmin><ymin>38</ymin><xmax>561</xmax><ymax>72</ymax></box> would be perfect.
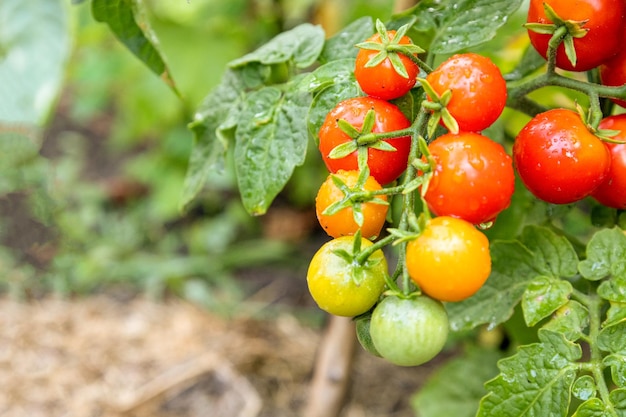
<box><xmin>370</xmin><ymin>295</ymin><xmax>449</xmax><ymax>366</ymax></box>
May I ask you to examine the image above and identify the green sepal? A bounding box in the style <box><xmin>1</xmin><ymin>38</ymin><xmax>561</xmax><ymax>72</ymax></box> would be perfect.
<box><xmin>328</xmin><ymin>140</ymin><xmax>358</xmax><ymax>159</ymax></box>
<box><xmin>337</xmin><ymin>118</ymin><xmax>362</xmax><ymax>139</ymax></box>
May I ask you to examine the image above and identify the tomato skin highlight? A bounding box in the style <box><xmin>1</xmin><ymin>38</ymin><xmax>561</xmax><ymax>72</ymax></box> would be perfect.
<box><xmin>319</xmin><ymin>97</ymin><xmax>412</xmax><ymax>185</ymax></box>
<box><xmin>370</xmin><ymin>295</ymin><xmax>449</xmax><ymax>367</ymax></box>
<box><xmin>406</xmin><ymin>216</ymin><xmax>491</xmax><ymax>302</ymax></box>
<box><xmin>526</xmin><ymin>0</ymin><xmax>625</xmax><ymax>72</ymax></box>
<box><xmin>425</xmin><ymin>53</ymin><xmax>507</xmax><ymax>132</ymax></box>
<box><xmin>513</xmin><ymin>109</ymin><xmax>611</xmax><ymax>205</ymax></box>
<box><xmin>424</xmin><ymin>132</ymin><xmax>515</xmax><ymax>225</ymax></box>
<box><xmin>354</xmin><ymin>31</ymin><xmax>419</xmax><ymax>101</ymax></box>
<box><xmin>307</xmin><ymin>236</ymin><xmax>387</xmax><ymax>317</ymax></box>
<box><xmin>591</xmin><ymin>115</ymin><xmax>626</xmax><ymax>209</ymax></box>
<box><xmin>315</xmin><ymin>170</ymin><xmax>388</xmax><ymax>239</ymax></box>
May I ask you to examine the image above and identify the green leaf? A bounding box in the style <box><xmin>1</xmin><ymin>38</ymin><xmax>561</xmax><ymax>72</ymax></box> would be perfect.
<box><xmin>605</xmin><ymin>302</ymin><xmax>626</xmax><ymax>327</ymax></box>
<box><xmin>573</xmin><ymin>398</ymin><xmax>612</xmax><ymax>417</ymax></box>
<box><xmin>0</xmin><ymin>0</ymin><xmax>71</xmax><ymax>126</ymax></box>
<box><xmin>429</xmin><ymin>0</ymin><xmax>524</xmax><ymax>54</ymax></box>
<box><xmin>234</xmin><ymin>86</ymin><xmax>310</xmax><ymax>215</ymax></box>
<box><xmin>320</xmin><ymin>17</ymin><xmax>374</xmax><ymax>63</ymax></box>
<box><xmin>522</xmin><ymin>276</ymin><xmax>573</xmax><ymax>326</ymax></box>
<box><xmin>572</xmin><ymin>375</ymin><xmax>597</xmax><ymax>401</ymax></box>
<box><xmin>447</xmin><ymin>240</ymin><xmax>539</xmax><ymax>331</ymax></box>
<box><xmin>303</xmin><ymin>59</ymin><xmax>361</xmax><ymax>141</ymax></box>
<box><xmin>605</xmin><ymin>357</ymin><xmax>626</xmax><ymax>388</ymax></box>
<box><xmin>598</xmin><ymin>277</ymin><xmax>626</xmax><ymax>303</ymax></box>
<box><xmin>412</xmin><ymin>347</ymin><xmax>502</xmax><ymax>417</ymax></box>
<box><xmin>579</xmin><ymin>228</ymin><xmax>626</xmax><ymax>281</ymax></box>
<box><xmin>597</xmin><ymin>320</ymin><xmax>626</xmax><ymax>355</ymax></box>
<box><xmin>610</xmin><ymin>389</ymin><xmax>626</xmax><ymax>416</ymax></box>
<box><xmin>520</xmin><ymin>225</ymin><xmax>579</xmax><ymax>278</ymax></box>
<box><xmin>478</xmin><ymin>330</ymin><xmax>581</xmax><ymax>417</ymax></box>
<box><xmin>229</xmin><ymin>23</ymin><xmax>325</xmax><ymax>69</ymax></box>
<box><xmin>542</xmin><ymin>300</ymin><xmax>590</xmax><ymax>342</ymax></box>
<box><xmin>92</xmin><ymin>0</ymin><xmax>178</xmax><ymax>93</ymax></box>
<box><xmin>180</xmin><ymin>70</ymin><xmax>245</xmax><ymax>211</ymax></box>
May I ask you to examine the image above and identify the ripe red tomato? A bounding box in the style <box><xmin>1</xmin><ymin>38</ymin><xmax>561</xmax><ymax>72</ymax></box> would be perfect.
<box><xmin>591</xmin><ymin>115</ymin><xmax>626</xmax><ymax>209</ymax></box>
<box><xmin>526</xmin><ymin>0</ymin><xmax>625</xmax><ymax>72</ymax></box>
<box><xmin>424</xmin><ymin>132</ymin><xmax>515</xmax><ymax>225</ymax></box>
<box><xmin>513</xmin><ymin>109</ymin><xmax>611</xmax><ymax>204</ymax></box>
<box><xmin>599</xmin><ymin>28</ymin><xmax>626</xmax><ymax>108</ymax></box>
<box><xmin>425</xmin><ymin>53</ymin><xmax>507</xmax><ymax>132</ymax></box>
<box><xmin>319</xmin><ymin>96</ymin><xmax>411</xmax><ymax>185</ymax></box>
<box><xmin>315</xmin><ymin>170</ymin><xmax>388</xmax><ymax>239</ymax></box>
<box><xmin>354</xmin><ymin>30</ymin><xmax>420</xmax><ymax>100</ymax></box>
<box><xmin>406</xmin><ymin>216</ymin><xmax>491</xmax><ymax>302</ymax></box>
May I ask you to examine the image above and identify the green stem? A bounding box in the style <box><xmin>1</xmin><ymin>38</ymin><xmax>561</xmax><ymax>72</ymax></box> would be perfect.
<box><xmin>355</xmin><ymin>233</ymin><xmax>396</xmax><ymax>265</ymax></box>
<box><xmin>402</xmin><ymin>52</ymin><xmax>433</xmax><ymax>73</ymax></box>
<box><xmin>579</xmin><ymin>293</ymin><xmax>617</xmax><ymax>416</ymax></box>
<box><xmin>546</xmin><ymin>25</ymin><xmax>568</xmax><ymax>74</ymax></box>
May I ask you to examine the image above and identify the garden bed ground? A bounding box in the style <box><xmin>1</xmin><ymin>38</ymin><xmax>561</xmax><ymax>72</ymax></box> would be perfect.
<box><xmin>0</xmin><ymin>293</ymin><xmax>446</xmax><ymax>417</ymax></box>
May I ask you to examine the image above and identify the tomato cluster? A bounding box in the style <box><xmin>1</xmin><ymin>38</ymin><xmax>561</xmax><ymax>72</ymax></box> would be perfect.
<box><xmin>307</xmin><ymin>21</ymin><xmax>512</xmax><ymax>367</ymax></box>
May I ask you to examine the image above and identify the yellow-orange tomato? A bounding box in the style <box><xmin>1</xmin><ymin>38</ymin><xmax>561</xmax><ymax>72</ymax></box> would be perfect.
<box><xmin>315</xmin><ymin>170</ymin><xmax>388</xmax><ymax>239</ymax></box>
<box><xmin>406</xmin><ymin>216</ymin><xmax>491</xmax><ymax>302</ymax></box>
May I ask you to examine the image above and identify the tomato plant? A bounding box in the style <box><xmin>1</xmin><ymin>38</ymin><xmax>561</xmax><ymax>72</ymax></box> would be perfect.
<box><xmin>306</xmin><ymin>235</ymin><xmax>387</xmax><ymax>317</ymax></box>
<box><xmin>318</xmin><ymin>96</ymin><xmax>412</xmax><ymax>185</ymax></box>
<box><xmin>423</xmin><ymin>53</ymin><xmax>507</xmax><ymax>133</ymax></box>
<box><xmin>591</xmin><ymin>115</ymin><xmax>626</xmax><ymax>209</ymax></box>
<box><xmin>424</xmin><ymin>132</ymin><xmax>515</xmax><ymax>225</ymax></box>
<box><xmin>513</xmin><ymin>108</ymin><xmax>610</xmax><ymax>204</ymax></box>
<box><xmin>39</xmin><ymin>1</ymin><xmax>626</xmax><ymax>417</ymax></box>
<box><xmin>369</xmin><ymin>295</ymin><xmax>449</xmax><ymax>367</ymax></box>
<box><xmin>526</xmin><ymin>0</ymin><xmax>625</xmax><ymax>71</ymax></box>
<box><xmin>315</xmin><ymin>170</ymin><xmax>388</xmax><ymax>239</ymax></box>
<box><xmin>406</xmin><ymin>216</ymin><xmax>491</xmax><ymax>302</ymax></box>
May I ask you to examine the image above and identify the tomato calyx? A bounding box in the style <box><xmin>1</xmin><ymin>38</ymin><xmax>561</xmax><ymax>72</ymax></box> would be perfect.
<box><xmin>355</xmin><ymin>19</ymin><xmax>424</xmax><ymax>79</ymax></box>
<box><xmin>525</xmin><ymin>2</ymin><xmax>589</xmax><ymax>68</ymax></box>
<box><xmin>575</xmin><ymin>102</ymin><xmax>624</xmax><ymax>143</ymax></box>
<box><xmin>329</xmin><ymin>109</ymin><xmax>402</xmax><ymax>166</ymax></box>
<box><xmin>330</xmin><ymin>231</ymin><xmax>387</xmax><ymax>286</ymax></box>
<box><xmin>322</xmin><ymin>169</ymin><xmax>389</xmax><ymax>227</ymax></box>
<box><xmin>417</xmin><ymin>78</ymin><xmax>460</xmax><ymax>137</ymax></box>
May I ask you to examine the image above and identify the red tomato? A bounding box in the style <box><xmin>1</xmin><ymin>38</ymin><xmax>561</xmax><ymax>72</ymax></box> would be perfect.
<box><xmin>591</xmin><ymin>115</ymin><xmax>626</xmax><ymax>209</ymax></box>
<box><xmin>513</xmin><ymin>109</ymin><xmax>611</xmax><ymax>204</ymax></box>
<box><xmin>354</xmin><ymin>30</ymin><xmax>420</xmax><ymax>100</ymax></box>
<box><xmin>424</xmin><ymin>132</ymin><xmax>515</xmax><ymax>225</ymax></box>
<box><xmin>319</xmin><ymin>96</ymin><xmax>411</xmax><ymax>185</ymax></box>
<box><xmin>527</xmin><ymin>0</ymin><xmax>625</xmax><ymax>72</ymax></box>
<box><xmin>599</xmin><ymin>27</ymin><xmax>626</xmax><ymax>108</ymax></box>
<box><xmin>425</xmin><ymin>53</ymin><xmax>507</xmax><ymax>132</ymax></box>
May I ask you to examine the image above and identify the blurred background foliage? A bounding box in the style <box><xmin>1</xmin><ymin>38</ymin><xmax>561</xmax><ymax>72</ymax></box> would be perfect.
<box><xmin>0</xmin><ymin>0</ymin><xmax>398</xmax><ymax>316</ymax></box>
<box><xmin>0</xmin><ymin>0</ymin><xmax>609</xmax><ymax>315</ymax></box>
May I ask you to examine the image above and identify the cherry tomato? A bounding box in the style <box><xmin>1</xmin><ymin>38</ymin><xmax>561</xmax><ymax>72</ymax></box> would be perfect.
<box><xmin>425</xmin><ymin>53</ymin><xmax>507</xmax><ymax>132</ymax></box>
<box><xmin>406</xmin><ymin>216</ymin><xmax>491</xmax><ymax>302</ymax></box>
<box><xmin>591</xmin><ymin>115</ymin><xmax>626</xmax><ymax>209</ymax></box>
<box><xmin>526</xmin><ymin>0</ymin><xmax>625</xmax><ymax>72</ymax></box>
<box><xmin>424</xmin><ymin>132</ymin><xmax>515</xmax><ymax>225</ymax></box>
<box><xmin>370</xmin><ymin>295</ymin><xmax>449</xmax><ymax>366</ymax></box>
<box><xmin>315</xmin><ymin>170</ymin><xmax>388</xmax><ymax>239</ymax></box>
<box><xmin>319</xmin><ymin>96</ymin><xmax>412</xmax><ymax>185</ymax></box>
<box><xmin>355</xmin><ymin>31</ymin><xmax>419</xmax><ymax>100</ymax></box>
<box><xmin>513</xmin><ymin>109</ymin><xmax>611</xmax><ymax>204</ymax></box>
<box><xmin>599</xmin><ymin>28</ymin><xmax>626</xmax><ymax>108</ymax></box>
<box><xmin>307</xmin><ymin>236</ymin><xmax>387</xmax><ymax>317</ymax></box>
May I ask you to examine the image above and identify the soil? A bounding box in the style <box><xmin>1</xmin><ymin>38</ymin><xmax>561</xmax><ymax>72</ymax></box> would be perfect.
<box><xmin>0</xmin><ymin>294</ymin><xmax>449</xmax><ymax>417</ymax></box>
